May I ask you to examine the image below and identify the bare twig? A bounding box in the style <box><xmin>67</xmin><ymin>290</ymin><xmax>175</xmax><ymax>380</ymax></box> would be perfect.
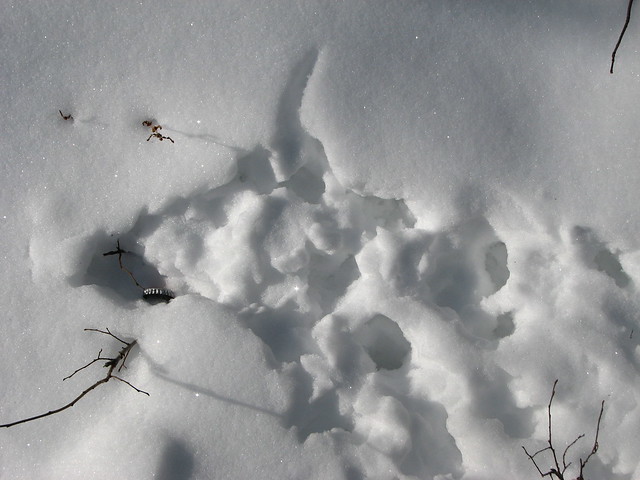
<box><xmin>523</xmin><ymin>380</ymin><xmax>606</xmax><ymax>480</ymax></box>
<box><xmin>0</xmin><ymin>328</ymin><xmax>147</xmax><ymax>429</ymax></box>
<box><xmin>578</xmin><ymin>400</ymin><xmax>605</xmax><ymax>480</ymax></box>
<box><xmin>611</xmin><ymin>0</ymin><xmax>635</xmax><ymax>74</ymax></box>
<box><xmin>59</xmin><ymin>110</ymin><xmax>73</xmax><ymax>121</ymax></box>
<box><xmin>62</xmin><ymin>349</ymin><xmax>105</xmax><ymax>381</ymax></box>
<box><xmin>111</xmin><ymin>376</ymin><xmax>148</xmax><ymax>394</ymax></box>
<box><xmin>547</xmin><ymin>380</ymin><xmax>562</xmax><ymax>476</ymax></box>
<box><xmin>103</xmin><ymin>240</ymin><xmax>175</xmax><ymax>303</ymax></box>
<box><xmin>561</xmin><ymin>433</ymin><xmax>584</xmax><ymax>472</ymax></box>
<box><xmin>522</xmin><ymin>445</ymin><xmax>553</xmax><ymax>477</ymax></box>
<box><xmin>103</xmin><ymin>240</ymin><xmax>145</xmax><ymax>290</ymax></box>
<box><xmin>84</xmin><ymin>327</ymin><xmax>128</xmax><ymax>345</ymax></box>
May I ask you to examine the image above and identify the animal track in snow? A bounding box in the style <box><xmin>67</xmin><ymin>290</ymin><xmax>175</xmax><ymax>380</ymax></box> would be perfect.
<box><xmin>355</xmin><ymin>216</ymin><xmax>512</xmax><ymax>341</ymax></box>
<box><xmin>354</xmin><ymin>314</ymin><xmax>411</xmax><ymax>370</ymax></box>
<box><xmin>572</xmin><ymin>225</ymin><xmax>631</xmax><ymax>288</ymax></box>
<box><xmin>64</xmin><ymin>50</ymin><xmax>491</xmax><ymax>478</ymax></box>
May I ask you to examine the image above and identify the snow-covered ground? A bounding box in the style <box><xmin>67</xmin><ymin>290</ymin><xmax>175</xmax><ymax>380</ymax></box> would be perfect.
<box><xmin>2</xmin><ymin>1</ymin><xmax>640</xmax><ymax>479</ymax></box>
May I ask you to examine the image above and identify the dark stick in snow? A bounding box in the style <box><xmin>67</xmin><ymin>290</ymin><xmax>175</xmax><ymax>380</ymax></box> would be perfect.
<box><xmin>522</xmin><ymin>379</ymin><xmax>605</xmax><ymax>480</ymax></box>
<box><xmin>611</xmin><ymin>0</ymin><xmax>635</xmax><ymax>74</ymax></box>
<box><xmin>0</xmin><ymin>328</ymin><xmax>148</xmax><ymax>429</ymax></box>
<box><xmin>103</xmin><ymin>239</ymin><xmax>145</xmax><ymax>290</ymax></box>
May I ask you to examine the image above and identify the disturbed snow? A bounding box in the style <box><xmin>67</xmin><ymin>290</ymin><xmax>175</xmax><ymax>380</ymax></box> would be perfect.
<box><xmin>1</xmin><ymin>1</ymin><xmax>640</xmax><ymax>479</ymax></box>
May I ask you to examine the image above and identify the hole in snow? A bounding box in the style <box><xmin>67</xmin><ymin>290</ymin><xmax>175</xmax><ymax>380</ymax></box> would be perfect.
<box><xmin>355</xmin><ymin>314</ymin><xmax>411</xmax><ymax>370</ymax></box>
<box><xmin>594</xmin><ymin>248</ymin><xmax>630</xmax><ymax>288</ymax></box>
<box><xmin>284</xmin><ymin>166</ymin><xmax>326</xmax><ymax>203</ymax></box>
<box><xmin>69</xmin><ymin>232</ymin><xmax>168</xmax><ymax>303</ymax></box>
<box><xmin>493</xmin><ymin>311</ymin><xmax>515</xmax><ymax>338</ymax></box>
<box><xmin>485</xmin><ymin>241</ymin><xmax>510</xmax><ymax>292</ymax></box>
<box><xmin>572</xmin><ymin>226</ymin><xmax>631</xmax><ymax>288</ymax></box>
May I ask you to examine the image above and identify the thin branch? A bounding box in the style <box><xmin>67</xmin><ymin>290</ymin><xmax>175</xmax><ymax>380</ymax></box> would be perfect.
<box><xmin>0</xmin><ymin>330</ymin><xmax>147</xmax><ymax>428</ymax></box>
<box><xmin>561</xmin><ymin>433</ymin><xmax>584</xmax><ymax>473</ymax></box>
<box><xmin>112</xmin><ymin>376</ymin><xmax>149</xmax><ymax>395</ymax></box>
<box><xmin>0</xmin><ymin>375</ymin><xmax>113</xmax><ymax>428</ymax></box>
<box><xmin>522</xmin><ymin>446</ymin><xmax>554</xmax><ymax>477</ymax></box>
<box><xmin>523</xmin><ymin>380</ymin><xmax>606</xmax><ymax>480</ymax></box>
<box><xmin>611</xmin><ymin>0</ymin><xmax>635</xmax><ymax>74</ymax></box>
<box><xmin>578</xmin><ymin>400</ymin><xmax>605</xmax><ymax>479</ymax></box>
<box><xmin>547</xmin><ymin>380</ymin><xmax>562</xmax><ymax>477</ymax></box>
<box><xmin>530</xmin><ymin>445</ymin><xmax>553</xmax><ymax>458</ymax></box>
<box><xmin>62</xmin><ymin>349</ymin><xmax>105</xmax><ymax>381</ymax></box>
<box><xmin>102</xmin><ymin>240</ymin><xmax>145</xmax><ymax>290</ymax></box>
<box><xmin>84</xmin><ymin>327</ymin><xmax>128</xmax><ymax>345</ymax></box>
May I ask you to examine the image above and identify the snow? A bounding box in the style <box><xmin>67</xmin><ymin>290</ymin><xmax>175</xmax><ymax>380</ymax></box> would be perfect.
<box><xmin>1</xmin><ymin>1</ymin><xmax>640</xmax><ymax>479</ymax></box>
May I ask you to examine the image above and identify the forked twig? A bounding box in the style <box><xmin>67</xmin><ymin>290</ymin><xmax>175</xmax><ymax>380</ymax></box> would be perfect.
<box><xmin>62</xmin><ymin>348</ymin><xmax>105</xmax><ymax>381</ymax></box>
<box><xmin>58</xmin><ymin>110</ymin><xmax>73</xmax><ymax>121</ymax></box>
<box><xmin>103</xmin><ymin>239</ymin><xmax>144</xmax><ymax>290</ymax></box>
<box><xmin>522</xmin><ymin>380</ymin><xmax>605</xmax><ymax>480</ymax></box>
<box><xmin>103</xmin><ymin>239</ymin><xmax>175</xmax><ymax>303</ymax></box>
<box><xmin>0</xmin><ymin>328</ymin><xmax>148</xmax><ymax>429</ymax></box>
<box><xmin>561</xmin><ymin>433</ymin><xmax>584</xmax><ymax>472</ymax></box>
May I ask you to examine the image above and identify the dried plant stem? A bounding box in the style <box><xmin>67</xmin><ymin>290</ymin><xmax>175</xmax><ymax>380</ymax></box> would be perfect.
<box><xmin>578</xmin><ymin>400</ymin><xmax>605</xmax><ymax>480</ymax></box>
<box><xmin>611</xmin><ymin>0</ymin><xmax>635</xmax><ymax>74</ymax></box>
<box><xmin>522</xmin><ymin>380</ymin><xmax>605</xmax><ymax>480</ymax></box>
<box><xmin>0</xmin><ymin>328</ymin><xmax>147</xmax><ymax>429</ymax></box>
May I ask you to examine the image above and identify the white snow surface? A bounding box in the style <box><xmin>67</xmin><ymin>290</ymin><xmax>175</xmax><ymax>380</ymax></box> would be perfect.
<box><xmin>2</xmin><ymin>1</ymin><xmax>640</xmax><ymax>479</ymax></box>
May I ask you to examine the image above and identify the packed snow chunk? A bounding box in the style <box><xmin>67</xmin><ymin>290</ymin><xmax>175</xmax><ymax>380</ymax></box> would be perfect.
<box><xmin>312</xmin><ymin>314</ymin><xmax>375</xmax><ymax>383</ymax></box>
<box><xmin>355</xmin><ymin>226</ymin><xmax>432</xmax><ymax>297</ymax></box>
<box><xmin>355</xmin><ymin>314</ymin><xmax>411</xmax><ymax>371</ymax></box>
<box><xmin>188</xmin><ymin>190</ymin><xmax>271</xmax><ymax>305</ymax></box>
<box><xmin>620</xmin><ymin>250</ymin><xmax>640</xmax><ymax>292</ymax></box>
<box><xmin>270</xmin><ymin>246</ymin><xmax>310</xmax><ymax>276</ymax></box>
<box><xmin>141</xmin><ymin>209</ymin><xmax>218</xmax><ymax>300</ymax></box>
<box><xmin>263</xmin><ymin>190</ymin><xmax>316</xmax><ymax>273</ymax></box>
<box><xmin>307</xmin><ymin>217</ymin><xmax>343</xmax><ymax>254</ymax></box>
<box><xmin>300</xmin><ymin>353</ymin><xmax>335</xmax><ymax>402</ymax></box>
<box><xmin>355</xmin><ymin>394</ymin><xmax>412</xmax><ymax>461</ymax></box>
<box><xmin>352</xmin><ymin>372</ymin><xmax>464</xmax><ymax>479</ymax></box>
